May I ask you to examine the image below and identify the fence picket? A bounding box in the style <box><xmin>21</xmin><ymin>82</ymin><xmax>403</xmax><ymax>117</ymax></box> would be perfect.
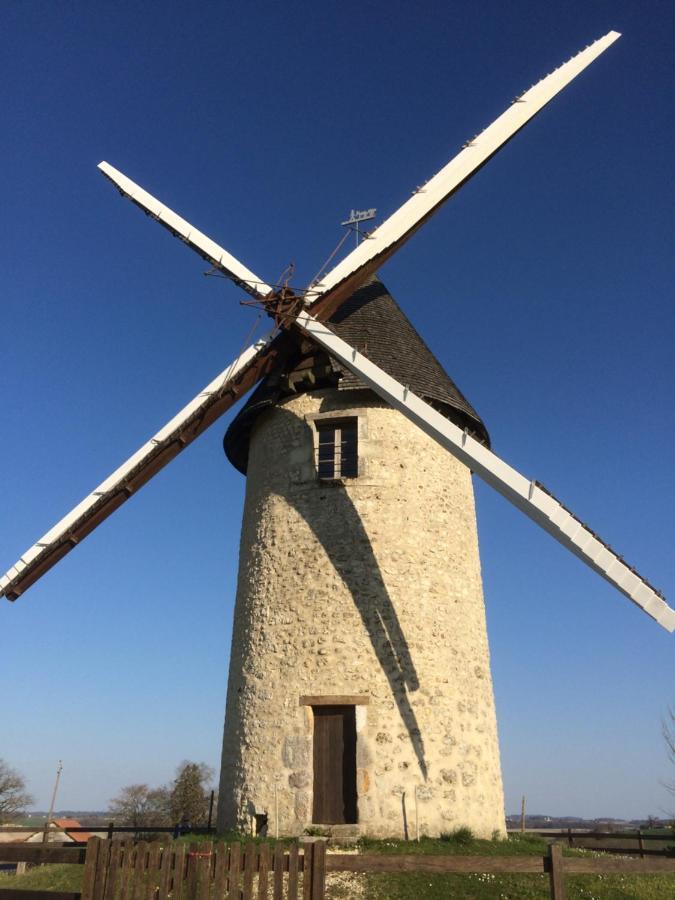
<box><xmin>227</xmin><ymin>843</ymin><xmax>241</xmax><ymax>900</ymax></box>
<box><xmin>92</xmin><ymin>838</ymin><xmax>112</xmax><ymax>900</ymax></box>
<box><xmin>145</xmin><ymin>842</ymin><xmax>161</xmax><ymax>900</ymax></box>
<box><xmin>311</xmin><ymin>843</ymin><xmax>325</xmax><ymax>900</ymax></box>
<box><xmin>81</xmin><ymin>836</ymin><xmax>102</xmax><ymax>900</ymax></box>
<box><xmin>171</xmin><ymin>844</ymin><xmax>187</xmax><ymax>900</ymax></box>
<box><xmin>287</xmin><ymin>844</ymin><xmax>299</xmax><ymax>900</ymax></box>
<box><xmin>213</xmin><ymin>843</ymin><xmax>228</xmax><ymax>899</ymax></box>
<box><xmin>156</xmin><ymin>844</ymin><xmax>173</xmax><ymax>900</ymax></box>
<box><xmin>185</xmin><ymin>842</ymin><xmax>198</xmax><ymax>900</ymax></box>
<box><xmin>257</xmin><ymin>843</ymin><xmax>270</xmax><ymax>900</ymax></box>
<box><xmin>118</xmin><ymin>841</ymin><xmax>138</xmax><ymax>900</ymax></box>
<box><xmin>302</xmin><ymin>845</ymin><xmax>313</xmax><ymax>900</ymax></box>
<box><xmin>104</xmin><ymin>840</ymin><xmax>124</xmax><ymax>900</ymax></box>
<box><xmin>272</xmin><ymin>844</ymin><xmax>284</xmax><ymax>900</ymax></box>
<box><xmin>243</xmin><ymin>842</ymin><xmax>256</xmax><ymax>898</ymax></box>
<box><xmin>196</xmin><ymin>841</ymin><xmax>212</xmax><ymax>900</ymax></box>
<box><xmin>131</xmin><ymin>842</ymin><xmax>150</xmax><ymax>900</ymax></box>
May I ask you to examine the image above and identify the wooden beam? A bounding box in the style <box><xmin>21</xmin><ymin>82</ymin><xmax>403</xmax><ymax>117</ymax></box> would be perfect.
<box><xmin>0</xmin><ymin>846</ymin><xmax>86</xmax><ymax>864</ymax></box>
<box><xmin>325</xmin><ymin>854</ymin><xmax>545</xmax><ymax>873</ymax></box>
<box><xmin>0</xmin><ymin>892</ymin><xmax>81</xmax><ymax>900</ymax></box>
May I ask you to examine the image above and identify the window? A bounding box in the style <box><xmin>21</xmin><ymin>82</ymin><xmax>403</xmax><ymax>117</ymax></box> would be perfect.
<box><xmin>316</xmin><ymin>418</ymin><xmax>358</xmax><ymax>479</ymax></box>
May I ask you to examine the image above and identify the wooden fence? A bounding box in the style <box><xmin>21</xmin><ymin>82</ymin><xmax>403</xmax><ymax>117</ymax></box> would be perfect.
<box><xmin>0</xmin><ymin>839</ymin><xmax>323</xmax><ymax>900</ymax></box>
<box><xmin>327</xmin><ymin>844</ymin><xmax>675</xmax><ymax>899</ymax></box>
<box><xmin>2</xmin><ymin>837</ymin><xmax>675</xmax><ymax>900</ymax></box>
<box><xmin>82</xmin><ymin>838</ymin><xmax>323</xmax><ymax>900</ymax></box>
<box><xmin>507</xmin><ymin>827</ymin><xmax>674</xmax><ymax>856</ymax></box>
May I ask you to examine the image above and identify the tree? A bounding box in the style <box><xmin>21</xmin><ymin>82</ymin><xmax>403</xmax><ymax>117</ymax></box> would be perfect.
<box><xmin>0</xmin><ymin>759</ymin><xmax>34</xmax><ymax>822</ymax></box>
<box><xmin>108</xmin><ymin>761</ymin><xmax>215</xmax><ymax>828</ymax></box>
<box><xmin>169</xmin><ymin>761</ymin><xmax>214</xmax><ymax>825</ymax></box>
<box><xmin>108</xmin><ymin>784</ymin><xmax>171</xmax><ymax>827</ymax></box>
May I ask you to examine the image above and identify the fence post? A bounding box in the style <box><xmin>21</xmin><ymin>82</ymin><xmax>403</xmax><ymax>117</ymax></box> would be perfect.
<box><xmin>107</xmin><ymin>821</ymin><xmax>114</xmax><ymax>842</ymax></box>
<box><xmin>548</xmin><ymin>842</ymin><xmax>566</xmax><ymax>900</ymax></box>
<box><xmin>638</xmin><ymin>828</ymin><xmax>645</xmax><ymax>859</ymax></box>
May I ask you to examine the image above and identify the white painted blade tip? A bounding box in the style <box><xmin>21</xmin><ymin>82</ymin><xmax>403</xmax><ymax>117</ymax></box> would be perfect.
<box><xmin>98</xmin><ymin>162</ymin><xmax>121</xmax><ymax>183</ymax></box>
<box><xmin>98</xmin><ymin>162</ymin><xmax>125</xmax><ymax>183</ymax></box>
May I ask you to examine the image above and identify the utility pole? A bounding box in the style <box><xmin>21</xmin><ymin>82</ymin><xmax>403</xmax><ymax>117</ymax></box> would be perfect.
<box><xmin>43</xmin><ymin>761</ymin><xmax>63</xmax><ymax>843</ymax></box>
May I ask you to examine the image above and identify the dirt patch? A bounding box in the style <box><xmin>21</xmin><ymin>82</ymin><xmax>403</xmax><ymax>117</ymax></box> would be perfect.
<box><xmin>325</xmin><ymin>870</ymin><xmax>366</xmax><ymax>898</ymax></box>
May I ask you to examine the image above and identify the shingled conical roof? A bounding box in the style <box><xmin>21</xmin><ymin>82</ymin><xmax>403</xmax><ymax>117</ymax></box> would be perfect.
<box><xmin>224</xmin><ymin>275</ymin><xmax>488</xmax><ymax>473</ymax></box>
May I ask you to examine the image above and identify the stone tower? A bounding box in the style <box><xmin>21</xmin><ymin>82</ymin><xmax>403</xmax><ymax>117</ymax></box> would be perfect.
<box><xmin>217</xmin><ymin>277</ymin><xmax>505</xmax><ymax>838</ymax></box>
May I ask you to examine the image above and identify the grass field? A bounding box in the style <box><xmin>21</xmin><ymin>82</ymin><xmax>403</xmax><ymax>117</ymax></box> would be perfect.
<box><xmin>0</xmin><ymin>864</ymin><xmax>82</xmax><ymax>893</ymax></box>
<box><xmin>338</xmin><ymin>832</ymin><xmax>675</xmax><ymax>899</ymax></box>
<box><xmin>0</xmin><ymin>832</ymin><xmax>673</xmax><ymax>899</ymax></box>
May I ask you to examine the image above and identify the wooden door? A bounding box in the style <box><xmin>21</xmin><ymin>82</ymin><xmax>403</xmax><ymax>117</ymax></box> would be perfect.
<box><xmin>312</xmin><ymin>705</ymin><xmax>357</xmax><ymax>824</ymax></box>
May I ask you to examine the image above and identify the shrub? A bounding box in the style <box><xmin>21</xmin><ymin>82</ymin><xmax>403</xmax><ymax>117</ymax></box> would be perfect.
<box><xmin>440</xmin><ymin>827</ymin><xmax>474</xmax><ymax>845</ymax></box>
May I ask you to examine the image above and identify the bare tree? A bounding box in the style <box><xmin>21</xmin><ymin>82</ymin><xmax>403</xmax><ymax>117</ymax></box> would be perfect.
<box><xmin>108</xmin><ymin>784</ymin><xmax>170</xmax><ymax>827</ymax></box>
<box><xmin>0</xmin><ymin>759</ymin><xmax>34</xmax><ymax>822</ymax></box>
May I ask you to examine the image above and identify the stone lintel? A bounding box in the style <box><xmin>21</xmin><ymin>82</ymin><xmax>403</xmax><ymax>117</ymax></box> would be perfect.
<box><xmin>299</xmin><ymin>694</ymin><xmax>370</xmax><ymax>706</ymax></box>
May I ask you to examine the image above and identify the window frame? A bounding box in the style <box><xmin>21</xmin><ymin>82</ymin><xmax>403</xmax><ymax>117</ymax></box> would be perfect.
<box><xmin>313</xmin><ymin>416</ymin><xmax>359</xmax><ymax>481</ymax></box>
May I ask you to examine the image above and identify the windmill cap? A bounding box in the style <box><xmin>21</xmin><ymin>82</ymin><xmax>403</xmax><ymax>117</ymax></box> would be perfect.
<box><xmin>224</xmin><ymin>275</ymin><xmax>489</xmax><ymax>473</ymax></box>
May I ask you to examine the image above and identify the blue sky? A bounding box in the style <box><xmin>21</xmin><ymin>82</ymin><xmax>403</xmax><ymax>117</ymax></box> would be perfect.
<box><xmin>1</xmin><ymin>0</ymin><xmax>673</xmax><ymax>820</ymax></box>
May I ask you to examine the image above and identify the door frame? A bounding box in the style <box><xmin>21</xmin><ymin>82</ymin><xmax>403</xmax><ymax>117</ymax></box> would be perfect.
<box><xmin>301</xmin><ymin>694</ymin><xmax>368</xmax><ymax>826</ymax></box>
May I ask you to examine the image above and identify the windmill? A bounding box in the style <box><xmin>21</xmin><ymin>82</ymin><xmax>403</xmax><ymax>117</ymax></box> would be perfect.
<box><xmin>1</xmin><ymin>30</ymin><xmax>672</xmax><ymax>838</ymax></box>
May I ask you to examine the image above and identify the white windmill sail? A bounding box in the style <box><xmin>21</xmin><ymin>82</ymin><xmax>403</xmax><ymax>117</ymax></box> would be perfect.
<box><xmin>0</xmin><ymin>329</ymin><xmax>278</xmax><ymax>601</ymax></box>
<box><xmin>1</xmin><ymin>31</ymin><xmax>624</xmax><ymax>601</ymax></box>
<box><xmin>304</xmin><ymin>30</ymin><xmax>621</xmax><ymax>317</ymax></box>
<box><xmin>292</xmin><ymin>311</ymin><xmax>674</xmax><ymax>632</ymax></box>
<box><xmin>98</xmin><ymin>31</ymin><xmax>620</xmax><ymax>322</ymax></box>
<box><xmin>98</xmin><ymin>162</ymin><xmax>273</xmax><ymax>299</ymax></box>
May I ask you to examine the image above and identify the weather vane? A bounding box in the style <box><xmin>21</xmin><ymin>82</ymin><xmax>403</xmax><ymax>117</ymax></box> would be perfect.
<box><xmin>341</xmin><ymin>207</ymin><xmax>377</xmax><ymax>246</ymax></box>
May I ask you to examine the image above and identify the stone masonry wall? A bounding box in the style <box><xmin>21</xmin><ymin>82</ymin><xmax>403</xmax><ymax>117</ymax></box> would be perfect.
<box><xmin>217</xmin><ymin>388</ymin><xmax>506</xmax><ymax>838</ymax></box>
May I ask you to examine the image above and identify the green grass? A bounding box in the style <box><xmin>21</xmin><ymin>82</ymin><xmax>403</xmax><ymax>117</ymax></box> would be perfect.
<box><xmin>361</xmin><ymin>871</ymin><xmax>675</xmax><ymax>899</ymax></box>
<box><xmin>0</xmin><ymin>864</ymin><xmax>83</xmax><ymax>892</ymax></box>
<box><xmin>357</xmin><ymin>830</ymin><xmax>550</xmax><ymax>856</ymax></box>
<box><xmin>351</xmin><ymin>834</ymin><xmax>675</xmax><ymax>899</ymax></box>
